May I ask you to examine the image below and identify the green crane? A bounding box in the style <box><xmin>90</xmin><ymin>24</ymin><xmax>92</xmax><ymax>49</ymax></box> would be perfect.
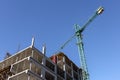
<box><xmin>74</xmin><ymin>7</ymin><xmax>104</xmax><ymax>80</ymax></box>
<box><xmin>60</xmin><ymin>6</ymin><xmax>104</xmax><ymax>80</ymax></box>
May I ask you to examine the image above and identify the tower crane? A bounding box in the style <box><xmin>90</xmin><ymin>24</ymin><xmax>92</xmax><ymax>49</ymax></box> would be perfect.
<box><xmin>60</xmin><ymin>6</ymin><xmax>104</xmax><ymax>80</ymax></box>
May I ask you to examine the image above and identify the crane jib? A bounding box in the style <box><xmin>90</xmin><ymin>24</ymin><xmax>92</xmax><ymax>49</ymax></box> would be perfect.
<box><xmin>59</xmin><ymin>6</ymin><xmax>104</xmax><ymax>80</ymax></box>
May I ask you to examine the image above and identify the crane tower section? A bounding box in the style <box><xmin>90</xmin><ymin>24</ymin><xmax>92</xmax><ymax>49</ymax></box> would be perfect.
<box><xmin>75</xmin><ymin>7</ymin><xmax>104</xmax><ymax>80</ymax></box>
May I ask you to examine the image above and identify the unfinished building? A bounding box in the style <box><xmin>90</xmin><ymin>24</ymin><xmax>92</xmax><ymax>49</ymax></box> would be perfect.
<box><xmin>0</xmin><ymin>40</ymin><xmax>82</xmax><ymax>80</ymax></box>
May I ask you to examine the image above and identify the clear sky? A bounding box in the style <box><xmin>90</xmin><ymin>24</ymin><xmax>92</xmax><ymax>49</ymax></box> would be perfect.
<box><xmin>0</xmin><ymin>0</ymin><xmax>120</xmax><ymax>80</ymax></box>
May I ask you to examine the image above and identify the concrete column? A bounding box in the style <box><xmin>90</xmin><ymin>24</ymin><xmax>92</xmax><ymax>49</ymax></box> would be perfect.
<box><xmin>27</xmin><ymin>75</ymin><xmax>30</xmax><ymax>80</ymax></box>
<box><xmin>71</xmin><ymin>63</ymin><xmax>74</xmax><ymax>80</ymax></box>
<box><xmin>29</xmin><ymin>62</ymin><xmax>32</xmax><ymax>70</ymax></box>
<box><xmin>42</xmin><ymin>57</ymin><xmax>46</xmax><ymax>66</ymax></box>
<box><xmin>31</xmin><ymin>49</ymin><xmax>34</xmax><ymax>57</ymax></box>
<box><xmin>55</xmin><ymin>64</ymin><xmax>57</xmax><ymax>74</ymax></box>
<box><xmin>63</xmin><ymin>56</ymin><xmax>66</xmax><ymax>80</ymax></box>
<box><xmin>41</xmin><ymin>68</ymin><xmax>45</xmax><ymax>79</ymax></box>
<box><xmin>54</xmin><ymin>64</ymin><xmax>57</xmax><ymax>80</ymax></box>
<box><xmin>55</xmin><ymin>75</ymin><xmax>57</xmax><ymax>80</ymax></box>
<box><xmin>63</xmin><ymin>56</ymin><xmax>65</xmax><ymax>71</ymax></box>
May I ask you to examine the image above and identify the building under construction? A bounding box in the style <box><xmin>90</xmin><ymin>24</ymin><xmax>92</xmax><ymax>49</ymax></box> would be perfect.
<box><xmin>0</xmin><ymin>6</ymin><xmax>104</xmax><ymax>80</ymax></box>
<box><xmin>0</xmin><ymin>40</ymin><xmax>82</xmax><ymax>80</ymax></box>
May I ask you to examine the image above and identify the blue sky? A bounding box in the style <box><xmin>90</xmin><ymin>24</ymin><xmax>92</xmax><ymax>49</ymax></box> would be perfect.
<box><xmin>0</xmin><ymin>0</ymin><xmax>120</xmax><ymax>80</ymax></box>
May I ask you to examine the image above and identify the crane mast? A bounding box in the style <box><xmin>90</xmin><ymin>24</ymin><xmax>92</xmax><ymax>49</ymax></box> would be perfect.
<box><xmin>59</xmin><ymin>6</ymin><xmax>104</xmax><ymax>80</ymax></box>
<box><xmin>75</xmin><ymin>7</ymin><xmax>104</xmax><ymax>80</ymax></box>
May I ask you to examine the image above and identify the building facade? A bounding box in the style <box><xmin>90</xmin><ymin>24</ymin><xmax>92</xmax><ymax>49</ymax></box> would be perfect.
<box><xmin>0</xmin><ymin>45</ymin><xmax>82</xmax><ymax>80</ymax></box>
